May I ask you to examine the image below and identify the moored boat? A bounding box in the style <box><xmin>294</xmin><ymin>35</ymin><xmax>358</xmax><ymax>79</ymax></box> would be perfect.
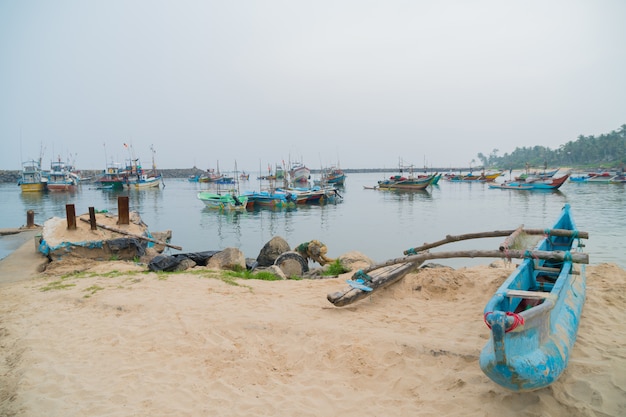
<box><xmin>320</xmin><ymin>166</ymin><xmax>346</xmax><ymax>186</ymax></box>
<box><xmin>289</xmin><ymin>161</ymin><xmax>311</xmax><ymax>184</ymax></box>
<box><xmin>376</xmin><ymin>172</ymin><xmax>437</xmax><ymax>190</ymax></box>
<box><xmin>480</xmin><ymin>203</ymin><xmax>586</xmax><ymax>391</ymax></box>
<box><xmin>243</xmin><ymin>189</ymin><xmax>297</xmax><ymax>209</ymax></box>
<box><xmin>197</xmin><ymin>191</ymin><xmax>248</xmax><ymax>211</ymax></box>
<box><xmin>444</xmin><ymin>170</ymin><xmax>502</xmax><ymax>182</ymax></box>
<box><xmin>46</xmin><ymin>157</ymin><xmax>78</xmax><ymax>191</ymax></box>
<box><xmin>18</xmin><ymin>159</ymin><xmax>46</xmax><ymax>192</ymax></box>
<box><xmin>570</xmin><ymin>171</ymin><xmax>621</xmax><ymax>183</ymax></box>
<box><xmin>96</xmin><ymin>162</ymin><xmax>128</xmax><ymax>190</ymax></box>
<box><xmin>489</xmin><ymin>173</ymin><xmax>570</xmax><ymax>191</ymax></box>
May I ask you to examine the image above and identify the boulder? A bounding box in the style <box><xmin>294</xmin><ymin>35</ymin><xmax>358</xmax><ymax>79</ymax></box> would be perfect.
<box><xmin>256</xmin><ymin>236</ymin><xmax>290</xmax><ymax>267</ymax></box>
<box><xmin>337</xmin><ymin>251</ymin><xmax>375</xmax><ymax>272</ymax></box>
<box><xmin>206</xmin><ymin>247</ymin><xmax>246</xmax><ymax>271</ymax></box>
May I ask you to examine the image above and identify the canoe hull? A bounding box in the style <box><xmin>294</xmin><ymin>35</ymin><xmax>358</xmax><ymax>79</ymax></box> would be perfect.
<box><xmin>479</xmin><ymin>263</ymin><xmax>585</xmax><ymax>391</ymax></box>
<box><xmin>479</xmin><ymin>203</ymin><xmax>586</xmax><ymax>391</ymax></box>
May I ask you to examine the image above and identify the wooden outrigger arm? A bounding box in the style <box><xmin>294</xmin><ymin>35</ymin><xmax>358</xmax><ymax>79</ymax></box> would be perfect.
<box><xmin>403</xmin><ymin>226</ymin><xmax>588</xmax><ymax>255</ymax></box>
<box><xmin>327</xmin><ymin>249</ymin><xmax>588</xmax><ymax>307</ymax></box>
<box><xmin>328</xmin><ymin>225</ymin><xmax>589</xmax><ymax>307</ymax></box>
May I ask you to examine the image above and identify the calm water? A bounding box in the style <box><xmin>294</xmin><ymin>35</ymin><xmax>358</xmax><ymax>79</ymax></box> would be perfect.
<box><xmin>1</xmin><ymin>172</ymin><xmax>624</xmax><ymax>269</ymax></box>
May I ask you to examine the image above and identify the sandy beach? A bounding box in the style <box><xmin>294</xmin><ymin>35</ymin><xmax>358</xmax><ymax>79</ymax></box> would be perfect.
<box><xmin>0</xmin><ymin>238</ymin><xmax>624</xmax><ymax>417</ymax></box>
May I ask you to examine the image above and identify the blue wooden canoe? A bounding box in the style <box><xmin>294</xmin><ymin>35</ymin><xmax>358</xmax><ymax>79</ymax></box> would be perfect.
<box><xmin>480</xmin><ymin>203</ymin><xmax>586</xmax><ymax>391</ymax></box>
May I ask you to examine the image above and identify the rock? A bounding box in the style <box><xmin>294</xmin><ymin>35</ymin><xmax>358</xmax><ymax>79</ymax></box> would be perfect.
<box><xmin>337</xmin><ymin>251</ymin><xmax>375</xmax><ymax>272</ymax></box>
<box><xmin>172</xmin><ymin>257</ymin><xmax>197</xmax><ymax>272</ymax></box>
<box><xmin>206</xmin><ymin>247</ymin><xmax>246</xmax><ymax>271</ymax></box>
<box><xmin>264</xmin><ymin>265</ymin><xmax>287</xmax><ymax>280</ymax></box>
<box><xmin>256</xmin><ymin>236</ymin><xmax>291</xmax><ymax>267</ymax></box>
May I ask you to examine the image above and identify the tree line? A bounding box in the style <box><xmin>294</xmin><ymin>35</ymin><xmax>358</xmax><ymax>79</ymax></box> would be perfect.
<box><xmin>476</xmin><ymin>124</ymin><xmax>626</xmax><ymax>170</ymax></box>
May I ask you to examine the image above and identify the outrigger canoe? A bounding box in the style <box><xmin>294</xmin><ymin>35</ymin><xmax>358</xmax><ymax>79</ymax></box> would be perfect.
<box><xmin>480</xmin><ymin>203</ymin><xmax>586</xmax><ymax>391</ymax></box>
<box><xmin>327</xmin><ymin>204</ymin><xmax>588</xmax><ymax>392</ymax></box>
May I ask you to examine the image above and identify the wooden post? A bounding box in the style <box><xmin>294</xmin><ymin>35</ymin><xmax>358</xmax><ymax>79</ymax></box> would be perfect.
<box><xmin>118</xmin><ymin>196</ymin><xmax>129</xmax><ymax>225</ymax></box>
<box><xmin>66</xmin><ymin>204</ymin><xmax>77</xmax><ymax>230</ymax></box>
<box><xmin>26</xmin><ymin>210</ymin><xmax>35</xmax><ymax>228</ymax></box>
<box><xmin>88</xmin><ymin>207</ymin><xmax>97</xmax><ymax>230</ymax></box>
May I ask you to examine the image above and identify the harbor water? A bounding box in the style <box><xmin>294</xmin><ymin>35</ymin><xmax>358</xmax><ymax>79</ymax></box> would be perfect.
<box><xmin>1</xmin><ymin>172</ymin><xmax>624</xmax><ymax>269</ymax></box>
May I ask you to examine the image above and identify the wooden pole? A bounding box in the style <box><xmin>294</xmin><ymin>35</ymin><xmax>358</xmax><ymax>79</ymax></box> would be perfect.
<box><xmin>66</xmin><ymin>204</ymin><xmax>77</xmax><ymax>230</ymax></box>
<box><xmin>371</xmin><ymin>249</ymin><xmax>588</xmax><ymax>274</ymax></box>
<box><xmin>88</xmin><ymin>207</ymin><xmax>97</xmax><ymax>230</ymax></box>
<box><xmin>79</xmin><ymin>217</ymin><xmax>182</xmax><ymax>250</ymax></box>
<box><xmin>118</xmin><ymin>196</ymin><xmax>129</xmax><ymax>225</ymax></box>
<box><xmin>26</xmin><ymin>210</ymin><xmax>35</xmax><ymax>228</ymax></box>
<box><xmin>403</xmin><ymin>228</ymin><xmax>588</xmax><ymax>255</ymax></box>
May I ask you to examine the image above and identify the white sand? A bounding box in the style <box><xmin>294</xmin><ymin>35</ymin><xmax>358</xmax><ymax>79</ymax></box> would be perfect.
<box><xmin>0</xmin><ymin>257</ymin><xmax>624</xmax><ymax>417</ymax></box>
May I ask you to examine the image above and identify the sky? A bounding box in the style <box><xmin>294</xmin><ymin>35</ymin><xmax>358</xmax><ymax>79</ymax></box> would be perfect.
<box><xmin>1</xmin><ymin>0</ymin><xmax>625</xmax><ymax>172</ymax></box>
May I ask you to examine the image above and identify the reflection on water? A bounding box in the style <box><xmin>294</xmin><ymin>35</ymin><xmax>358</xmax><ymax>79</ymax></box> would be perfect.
<box><xmin>1</xmin><ymin>174</ymin><xmax>624</xmax><ymax>268</ymax></box>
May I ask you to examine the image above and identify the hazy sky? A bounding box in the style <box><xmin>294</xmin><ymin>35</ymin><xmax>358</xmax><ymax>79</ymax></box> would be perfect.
<box><xmin>1</xmin><ymin>1</ymin><xmax>625</xmax><ymax>172</ymax></box>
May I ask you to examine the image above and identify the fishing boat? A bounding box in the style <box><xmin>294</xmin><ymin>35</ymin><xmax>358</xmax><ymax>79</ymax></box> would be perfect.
<box><xmin>489</xmin><ymin>173</ymin><xmax>570</xmax><ymax>191</ymax></box>
<box><xmin>277</xmin><ymin>185</ymin><xmax>342</xmax><ymax>204</ymax></box>
<box><xmin>320</xmin><ymin>166</ymin><xmax>346</xmax><ymax>186</ymax></box>
<box><xmin>376</xmin><ymin>172</ymin><xmax>437</xmax><ymax>190</ymax></box>
<box><xmin>515</xmin><ymin>168</ymin><xmax>560</xmax><ymax>182</ymax></box>
<box><xmin>198</xmin><ymin>163</ymin><xmax>224</xmax><ymax>183</ymax></box>
<box><xmin>18</xmin><ymin>159</ymin><xmax>46</xmax><ymax>192</ymax></box>
<box><xmin>480</xmin><ymin>204</ymin><xmax>586</xmax><ymax>391</ymax></box>
<box><xmin>46</xmin><ymin>157</ymin><xmax>78</xmax><ymax>191</ymax></box>
<box><xmin>444</xmin><ymin>170</ymin><xmax>502</xmax><ymax>182</ymax></box>
<box><xmin>133</xmin><ymin>172</ymin><xmax>162</xmax><ymax>189</ymax></box>
<box><xmin>96</xmin><ymin>162</ymin><xmax>127</xmax><ymax>190</ymax></box>
<box><xmin>570</xmin><ymin>171</ymin><xmax>621</xmax><ymax>183</ymax></box>
<box><xmin>197</xmin><ymin>191</ymin><xmax>249</xmax><ymax>211</ymax></box>
<box><xmin>131</xmin><ymin>146</ymin><xmax>163</xmax><ymax>189</ymax></box>
<box><xmin>243</xmin><ymin>189</ymin><xmax>297</xmax><ymax>209</ymax></box>
<box><xmin>289</xmin><ymin>161</ymin><xmax>311</xmax><ymax>184</ymax></box>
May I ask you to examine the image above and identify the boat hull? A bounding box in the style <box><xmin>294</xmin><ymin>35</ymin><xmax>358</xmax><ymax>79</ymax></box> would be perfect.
<box><xmin>376</xmin><ymin>173</ymin><xmax>436</xmax><ymax>190</ymax></box>
<box><xmin>490</xmin><ymin>174</ymin><xmax>570</xmax><ymax>191</ymax></box>
<box><xmin>480</xmin><ymin>204</ymin><xmax>586</xmax><ymax>391</ymax></box>
<box><xmin>20</xmin><ymin>182</ymin><xmax>46</xmax><ymax>192</ymax></box>
<box><xmin>47</xmin><ymin>183</ymin><xmax>77</xmax><ymax>192</ymax></box>
<box><xmin>197</xmin><ymin>192</ymin><xmax>248</xmax><ymax>211</ymax></box>
<box><xmin>133</xmin><ymin>177</ymin><xmax>161</xmax><ymax>189</ymax></box>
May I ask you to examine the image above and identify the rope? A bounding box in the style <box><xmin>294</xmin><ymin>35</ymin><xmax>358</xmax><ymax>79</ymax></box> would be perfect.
<box><xmin>483</xmin><ymin>312</ymin><xmax>525</xmax><ymax>333</ymax></box>
<box><xmin>354</xmin><ymin>270</ymin><xmax>373</xmax><ymax>283</ymax></box>
<box><xmin>564</xmin><ymin>251</ymin><xmax>572</xmax><ymax>262</ymax></box>
<box><xmin>405</xmin><ymin>248</ymin><xmax>417</xmax><ymax>256</ymax></box>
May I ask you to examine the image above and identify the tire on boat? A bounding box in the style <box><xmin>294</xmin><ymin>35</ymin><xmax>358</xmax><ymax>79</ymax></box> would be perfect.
<box><xmin>274</xmin><ymin>251</ymin><xmax>309</xmax><ymax>277</ymax></box>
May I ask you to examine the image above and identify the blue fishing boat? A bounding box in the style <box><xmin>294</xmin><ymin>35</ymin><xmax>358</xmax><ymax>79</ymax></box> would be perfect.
<box><xmin>480</xmin><ymin>203</ymin><xmax>586</xmax><ymax>391</ymax></box>
<box><xmin>242</xmin><ymin>189</ymin><xmax>296</xmax><ymax>209</ymax></box>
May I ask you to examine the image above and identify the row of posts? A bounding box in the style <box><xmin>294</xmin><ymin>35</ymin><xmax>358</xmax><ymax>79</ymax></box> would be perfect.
<box><xmin>26</xmin><ymin>196</ymin><xmax>130</xmax><ymax>230</ymax></box>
